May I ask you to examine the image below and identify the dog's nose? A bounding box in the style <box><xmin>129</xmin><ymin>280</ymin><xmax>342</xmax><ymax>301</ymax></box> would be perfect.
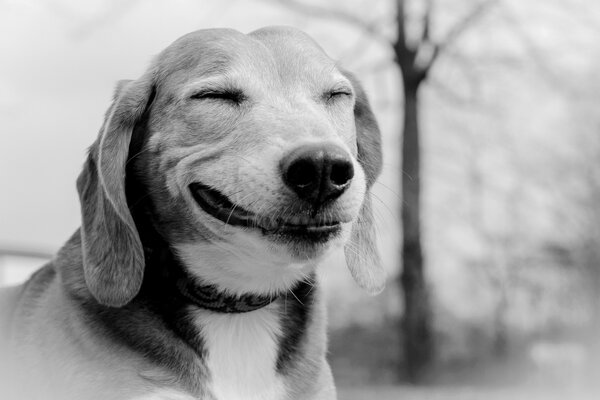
<box><xmin>280</xmin><ymin>143</ymin><xmax>354</xmax><ymax>207</ymax></box>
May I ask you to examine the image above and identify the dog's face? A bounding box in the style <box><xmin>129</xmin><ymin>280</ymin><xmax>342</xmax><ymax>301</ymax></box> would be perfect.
<box><xmin>76</xmin><ymin>27</ymin><xmax>384</xmax><ymax>306</ymax></box>
<box><xmin>145</xmin><ymin>28</ymin><xmax>365</xmax><ymax>261</ymax></box>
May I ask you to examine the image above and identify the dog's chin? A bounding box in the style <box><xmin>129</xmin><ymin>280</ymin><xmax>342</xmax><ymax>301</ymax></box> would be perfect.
<box><xmin>189</xmin><ymin>182</ymin><xmax>347</xmax><ymax>252</ymax></box>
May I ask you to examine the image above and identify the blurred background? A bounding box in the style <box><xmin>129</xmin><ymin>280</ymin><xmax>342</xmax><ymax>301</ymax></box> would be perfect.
<box><xmin>1</xmin><ymin>0</ymin><xmax>600</xmax><ymax>398</ymax></box>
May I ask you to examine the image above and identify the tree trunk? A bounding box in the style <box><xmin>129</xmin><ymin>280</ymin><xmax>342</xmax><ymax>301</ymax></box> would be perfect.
<box><xmin>399</xmin><ymin>80</ymin><xmax>433</xmax><ymax>383</ymax></box>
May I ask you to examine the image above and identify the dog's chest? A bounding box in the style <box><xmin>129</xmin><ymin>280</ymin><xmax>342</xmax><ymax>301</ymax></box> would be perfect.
<box><xmin>194</xmin><ymin>307</ymin><xmax>286</xmax><ymax>400</ymax></box>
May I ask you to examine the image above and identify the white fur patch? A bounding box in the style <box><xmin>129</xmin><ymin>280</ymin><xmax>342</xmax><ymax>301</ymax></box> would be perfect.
<box><xmin>175</xmin><ymin>241</ymin><xmax>319</xmax><ymax>297</ymax></box>
<box><xmin>194</xmin><ymin>306</ymin><xmax>286</xmax><ymax>400</ymax></box>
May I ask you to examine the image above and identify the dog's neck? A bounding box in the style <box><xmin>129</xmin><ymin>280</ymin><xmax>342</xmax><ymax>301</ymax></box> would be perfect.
<box><xmin>173</xmin><ymin>241</ymin><xmax>319</xmax><ymax>299</ymax></box>
<box><xmin>143</xmin><ymin>243</ymin><xmax>282</xmax><ymax>314</ymax></box>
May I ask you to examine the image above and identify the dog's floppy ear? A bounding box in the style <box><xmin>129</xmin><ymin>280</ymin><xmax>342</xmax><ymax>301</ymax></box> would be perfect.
<box><xmin>342</xmin><ymin>71</ymin><xmax>386</xmax><ymax>295</ymax></box>
<box><xmin>77</xmin><ymin>77</ymin><xmax>154</xmax><ymax>307</ymax></box>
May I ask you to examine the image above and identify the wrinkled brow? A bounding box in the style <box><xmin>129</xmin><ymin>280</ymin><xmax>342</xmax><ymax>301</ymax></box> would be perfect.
<box><xmin>156</xmin><ymin>48</ymin><xmax>234</xmax><ymax>84</ymax></box>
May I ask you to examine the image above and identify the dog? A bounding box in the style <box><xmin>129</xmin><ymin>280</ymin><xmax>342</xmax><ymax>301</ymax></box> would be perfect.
<box><xmin>0</xmin><ymin>26</ymin><xmax>384</xmax><ymax>400</ymax></box>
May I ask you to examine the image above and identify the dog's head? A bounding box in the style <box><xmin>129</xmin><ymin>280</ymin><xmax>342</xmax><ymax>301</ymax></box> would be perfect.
<box><xmin>76</xmin><ymin>27</ymin><xmax>384</xmax><ymax>307</ymax></box>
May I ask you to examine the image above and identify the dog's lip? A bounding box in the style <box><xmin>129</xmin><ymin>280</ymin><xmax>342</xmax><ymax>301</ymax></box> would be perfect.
<box><xmin>189</xmin><ymin>182</ymin><xmax>255</xmax><ymax>228</ymax></box>
<box><xmin>189</xmin><ymin>182</ymin><xmax>343</xmax><ymax>234</ymax></box>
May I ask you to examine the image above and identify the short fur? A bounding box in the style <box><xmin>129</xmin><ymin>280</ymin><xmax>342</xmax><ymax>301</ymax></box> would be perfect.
<box><xmin>0</xmin><ymin>26</ymin><xmax>383</xmax><ymax>400</ymax></box>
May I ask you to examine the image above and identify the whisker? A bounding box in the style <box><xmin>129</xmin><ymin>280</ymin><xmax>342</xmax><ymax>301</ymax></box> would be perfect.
<box><xmin>288</xmin><ymin>288</ymin><xmax>304</xmax><ymax>306</ymax></box>
<box><xmin>225</xmin><ymin>191</ymin><xmax>255</xmax><ymax>224</ymax></box>
<box><xmin>125</xmin><ymin>147</ymin><xmax>152</xmax><ymax>167</ymax></box>
<box><xmin>302</xmin><ymin>277</ymin><xmax>316</xmax><ymax>297</ymax></box>
<box><xmin>374</xmin><ymin>180</ymin><xmax>402</xmax><ymax>201</ymax></box>
<box><xmin>369</xmin><ymin>192</ymin><xmax>397</xmax><ymax>222</ymax></box>
<box><xmin>343</xmin><ymin>241</ymin><xmax>364</xmax><ymax>261</ymax></box>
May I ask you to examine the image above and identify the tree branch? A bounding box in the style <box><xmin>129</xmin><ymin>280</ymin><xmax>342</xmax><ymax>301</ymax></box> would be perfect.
<box><xmin>394</xmin><ymin>0</ymin><xmax>420</xmax><ymax>74</ymax></box>
<box><xmin>395</xmin><ymin>0</ymin><xmax>408</xmax><ymax>53</ymax></box>
<box><xmin>422</xmin><ymin>0</ymin><xmax>434</xmax><ymax>44</ymax></box>
<box><xmin>426</xmin><ymin>0</ymin><xmax>499</xmax><ymax>71</ymax></box>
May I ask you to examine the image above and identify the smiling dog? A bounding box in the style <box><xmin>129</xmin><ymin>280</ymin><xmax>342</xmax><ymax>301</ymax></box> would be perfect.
<box><xmin>0</xmin><ymin>26</ymin><xmax>384</xmax><ymax>400</ymax></box>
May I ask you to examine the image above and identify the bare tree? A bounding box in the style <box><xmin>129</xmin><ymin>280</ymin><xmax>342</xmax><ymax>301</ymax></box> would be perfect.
<box><xmin>395</xmin><ymin>0</ymin><xmax>499</xmax><ymax>381</ymax></box>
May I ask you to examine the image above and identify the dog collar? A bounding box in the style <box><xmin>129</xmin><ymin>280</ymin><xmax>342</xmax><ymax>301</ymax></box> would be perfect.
<box><xmin>176</xmin><ymin>277</ymin><xmax>276</xmax><ymax>313</ymax></box>
<box><xmin>142</xmin><ymin>245</ymin><xmax>277</xmax><ymax>313</ymax></box>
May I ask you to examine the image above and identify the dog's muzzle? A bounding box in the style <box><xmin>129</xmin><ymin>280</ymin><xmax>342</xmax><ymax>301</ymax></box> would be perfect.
<box><xmin>190</xmin><ymin>143</ymin><xmax>355</xmax><ymax>243</ymax></box>
<box><xmin>189</xmin><ymin>182</ymin><xmax>343</xmax><ymax>242</ymax></box>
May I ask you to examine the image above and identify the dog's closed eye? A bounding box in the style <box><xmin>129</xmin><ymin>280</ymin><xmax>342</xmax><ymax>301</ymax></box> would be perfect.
<box><xmin>190</xmin><ymin>89</ymin><xmax>246</xmax><ymax>105</ymax></box>
<box><xmin>324</xmin><ymin>86</ymin><xmax>353</xmax><ymax>103</ymax></box>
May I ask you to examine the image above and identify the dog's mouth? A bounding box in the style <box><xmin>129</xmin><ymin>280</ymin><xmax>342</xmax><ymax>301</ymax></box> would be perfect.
<box><xmin>189</xmin><ymin>182</ymin><xmax>342</xmax><ymax>242</ymax></box>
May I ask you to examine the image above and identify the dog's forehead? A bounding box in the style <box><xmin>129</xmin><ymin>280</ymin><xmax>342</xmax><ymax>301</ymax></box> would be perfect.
<box><xmin>248</xmin><ymin>26</ymin><xmax>334</xmax><ymax>66</ymax></box>
<box><xmin>155</xmin><ymin>29</ymin><xmax>246</xmax><ymax>77</ymax></box>
<box><xmin>154</xmin><ymin>27</ymin><xmax>338</xmax><ymax>86</ymax></box>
